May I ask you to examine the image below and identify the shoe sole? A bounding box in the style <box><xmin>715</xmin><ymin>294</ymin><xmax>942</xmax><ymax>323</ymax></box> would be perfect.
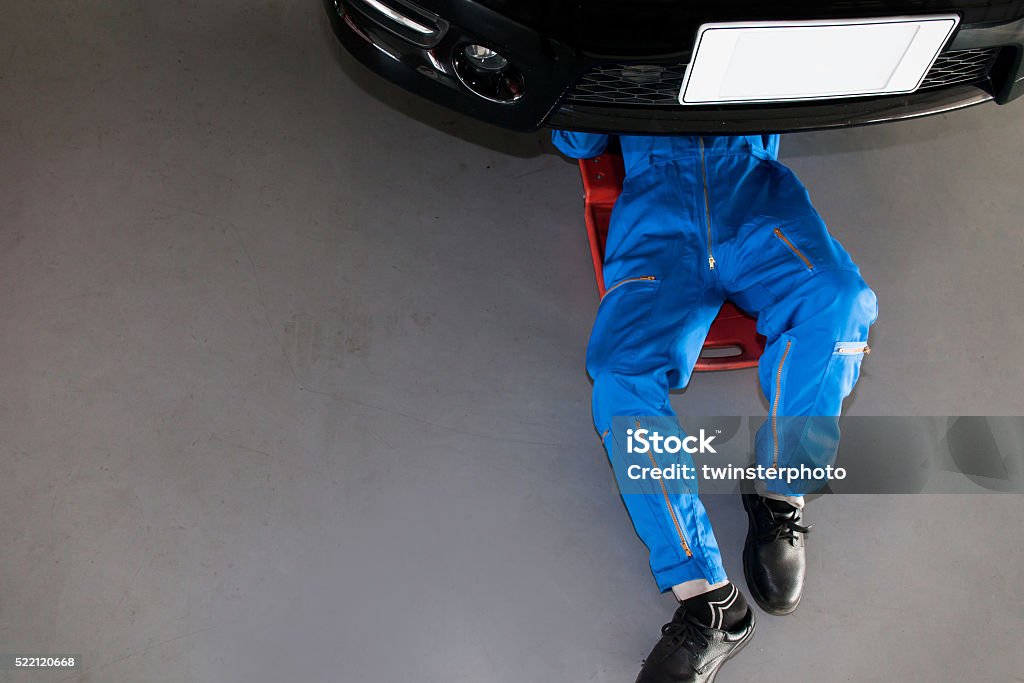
<box><xmin>742</xmin><ymin>498</ymin><xmax>801</xmax><ymax>617</ymax></box>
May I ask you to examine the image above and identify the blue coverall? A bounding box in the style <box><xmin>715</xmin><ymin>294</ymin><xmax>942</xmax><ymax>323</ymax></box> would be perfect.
<box><xmin>553</xmin><ymin>131</ymin><xmax>878</xmax><ymax>591</ymax></box>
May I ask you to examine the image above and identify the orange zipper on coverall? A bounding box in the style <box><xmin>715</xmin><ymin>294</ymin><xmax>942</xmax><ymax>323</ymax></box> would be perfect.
<box><xmin>773</xmin><ymin>227</ymin><xmax>813</xmax><ymax>270</ymax></box>
<box><xmin>637</xmin><ymin>418</ymin><xmax>693</xmax><ymax>558</ymax></box>
<box><xmin>601</xmin><ymin>275</ymin><xmax>656</xmax><ymax>300</ymax></box>
<box><xmin>698</xmin><ymin>137</ymin><xmax>716</xmax><ymax>271</ymax></box>
<box><xmin>770</xmin><ymin>339</ymin><xmax>793</xmax><ymax>469</ymax></box>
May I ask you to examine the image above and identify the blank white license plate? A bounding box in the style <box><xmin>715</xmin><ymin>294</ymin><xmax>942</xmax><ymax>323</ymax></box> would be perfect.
<box><xmin>679</xmin><ymin>15</ymin><xmax>959</xmax><ymax>105</ymax></box>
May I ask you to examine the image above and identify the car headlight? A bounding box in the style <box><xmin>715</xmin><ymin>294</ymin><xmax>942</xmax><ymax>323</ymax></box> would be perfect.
<box><xmin>453</xmin><ymin>44</ymin><xmax>524</xmax><ymax>103</ymax></box>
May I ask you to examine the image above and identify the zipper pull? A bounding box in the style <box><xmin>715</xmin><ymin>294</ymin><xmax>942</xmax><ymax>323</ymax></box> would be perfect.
<box><xmin>708</xmin><ymin>256</ymin><xmax>716</xmax><ymax>270</ymax></box>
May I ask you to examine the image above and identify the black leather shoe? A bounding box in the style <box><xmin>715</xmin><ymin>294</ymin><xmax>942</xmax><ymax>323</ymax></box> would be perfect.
<box><xmin>635</xmin><ymin>605</ymin><xmax>755</xmax><ymax>683</ymax></box>
<box><xmin>742</xmin><ymin>494</ymin><xmax>810</xmax><ymax>615</ymax></box>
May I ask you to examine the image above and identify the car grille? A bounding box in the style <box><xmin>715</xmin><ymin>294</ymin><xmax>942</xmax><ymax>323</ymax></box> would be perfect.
<box><xmin>919</xmin><ymin>47</ymin><xmax>999</xmax><ymax>88</ymax></box>
<box><xmin>564</xmin><ymin>48</ymin><xmax>1001</xmax><ymax>106</ymax></box>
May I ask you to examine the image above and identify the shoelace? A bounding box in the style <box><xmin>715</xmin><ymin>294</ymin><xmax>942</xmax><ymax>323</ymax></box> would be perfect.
<box><xmin>758</xmin><ymin>506</ymin><xmax>812</xmax><ymax>545</ymax></box>
<box><xmin>660</xmin><ymin>618</ymin><xmax>710</xmax><ymax>655</ymax></box>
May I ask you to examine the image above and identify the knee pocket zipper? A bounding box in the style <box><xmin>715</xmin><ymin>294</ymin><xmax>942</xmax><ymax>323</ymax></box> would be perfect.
<box><xmin>835</xmin><ymin>342</ymin><xmax>871</xmax><ymax>355</ymax></box>
<box><xmin>811</xmin><ymin>341</ymin><xmax>872</xmax><ymax>416</ymax></box>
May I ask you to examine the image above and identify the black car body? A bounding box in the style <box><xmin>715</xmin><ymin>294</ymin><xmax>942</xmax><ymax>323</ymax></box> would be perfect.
<box><xmin>323</xmin><ymin>0</ymin><xmax>1024</xmax><ymax>133</ymax></box>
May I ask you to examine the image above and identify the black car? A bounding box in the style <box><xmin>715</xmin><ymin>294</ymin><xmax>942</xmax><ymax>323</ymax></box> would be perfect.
<box><xmin>323</xmin><ymin>0</ymin><xmax>1024</xmax><ymax>133</ymax></box>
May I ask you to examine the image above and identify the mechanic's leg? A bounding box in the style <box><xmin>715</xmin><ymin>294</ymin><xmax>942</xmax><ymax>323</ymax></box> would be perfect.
<box><xmin>715</xmin><ymin>157</ymin><xmax>878</xmax><ymax>490</ymax></box>
<box><xmin>754</xmin><ymin>268</ymin><xmax>877</xmax><ymax>485</ymax></box>
<box><xmin>587</xmin><ymin>162</ymin><xmax>759</xmax><ymax>683</ymax></box>
<box><xmin>589</xmin><ymin>271</ymin><xmax>759</xmax><ymax>681</ymax></box>
<box><xmin>587</xmin><ymin>262</ymin><xmax>727</xmax><ymax>593</ymax></box>
<box><xmin>586</xmin><ymin>168</ymin><xmax>733</xmax><ymax>594</ymax></box>
<box><xmin>718</xmin><ymin>155</ymin><xmax>878</xmax><ymax>615</ymax></box>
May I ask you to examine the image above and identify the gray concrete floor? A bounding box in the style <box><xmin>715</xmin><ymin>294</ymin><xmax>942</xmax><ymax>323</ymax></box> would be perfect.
<box><xmin>2</xmin><ymin>2</ymin><xmax>1024</xmax><ymax>682</ymax></box>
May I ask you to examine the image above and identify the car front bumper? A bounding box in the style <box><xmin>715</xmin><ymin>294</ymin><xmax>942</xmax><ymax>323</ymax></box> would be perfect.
<box><xmin>323</xmin><ymin>0</ymin><xmax>1024</xmax><ymax>133</ymax></box>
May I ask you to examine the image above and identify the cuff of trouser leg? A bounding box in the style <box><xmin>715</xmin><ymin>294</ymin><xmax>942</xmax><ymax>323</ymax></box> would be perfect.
<box><xmin>654</xmin><ymin>559</ymin><xmax>728</xmax><ymax>593</ymax></box>
<box><xmin>671</xmin><ymin>578</ymin><xmax>731</xmax><ymax>602</ymax></box>
<box><xmin>756</xmin><ymin>481</ymin><xmax>805</xmax><ymax>509</ymax></box>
